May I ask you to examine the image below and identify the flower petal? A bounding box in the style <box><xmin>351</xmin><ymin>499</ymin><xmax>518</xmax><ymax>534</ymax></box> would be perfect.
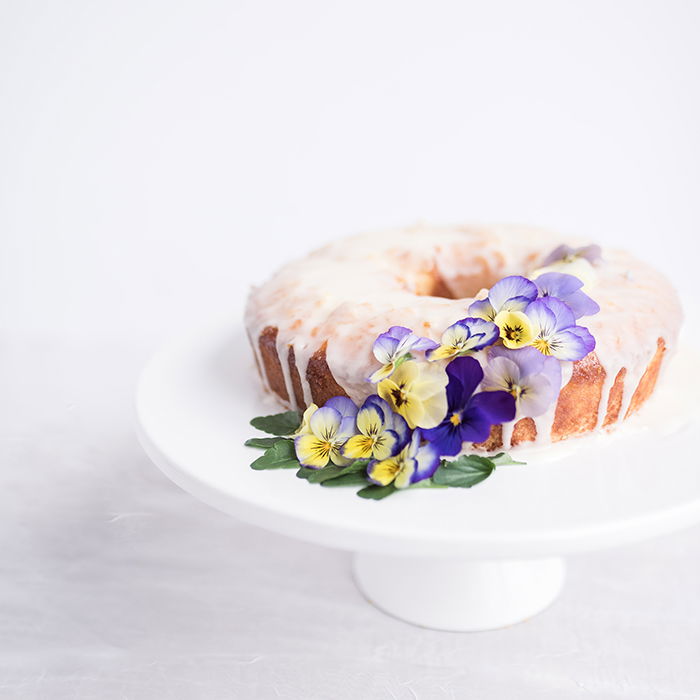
<box><xmin>525</xmin><ymin>299</ymin><xmax>558</xmax><ymax>337</ymax></box>
<box><xmin>481</xmin><ymin>355</ymin><xmax>521</xmax><ymax>393</ymax></box>
<box><xmin>343</xmin><ymin>434</ymin><xmax>376</xmax><ymax>460</ymax></box>
<box><xmin>294</xmin><ymin>434</ymin><xmax>331</xmax><ymax>468</ymax></box>
<box><xmin>421</xmin><ymin>421</ymin><xmax>464</xmax><ymax>456</ymax></box>
<box><xmin>367</xmin><ymin>456</ymin><xmax>401</xmax><ymax>486</ymax></box>
<box><xmin>415</xmin><ymin>391</ymin><xmax>449</xmax><ymax>429</ymax></box>
<box><xmin>356</xmin><ymin>404</ymin><xmax>385</xmax><ymax>436</ymax></box>
<box><xmin>488</xmin><ymin>275</ymin><xmax>538</xmax><ymax>312</ymax></box>
<box><xmin>446</xmin><ymin>355</ymin><xmax>484</xmax><ymax>405</ymax></box>
<box><xmin>386</xmin><ymin>326</ymin><xmax>413</xmax><ymax>341</ymax></box>
<box><xmin>535</xmin><ymin>271</ymin><xmax>583</xmax><ymax>298</ymax></box>
<box><xmin>309</xmin><ymin>406</ymin><xmax>342</xmax><ymax>441</ymax></box>
<box><xmin>368</xmin><ymin>362</ymin><xmax>395</xmax><ymax>383</ymax></box>
<box><xmin>542</xmin><ymin>244</ymin><xmax>574</xmax><ymax>266</ymax></box>
<box><xmin>539</xmin><ymin>296</ymin><xmax>576</xmax><ymax>331</ymax></box>
<box><xmin>494</xmin><ymin>310</ymin><xmax>535</xmax><ymax>349</ymax></box>
<box><xmin>468</xmin><ymin>390</ymin><xmax>517</xmax><ymax>426</ymax></box>
<box><xmin>517</xmin><ymin>373</ymin><xmax>557</xmax><ymax>417</ymax></box>
<box><xmin>294</xmin><ymin>403</ymin><xmax>319</xmax><ymax>435</ymax></box>
<box><xmin>325</xmin><ymin>396</ymin><xmax>358</xmax><ymax>420</ymax></box>
<box><xmin>487</xmin><ymin>346</ymin><xmax>541</xmax><ymax>379</ymax></box>
<box><xmin>412</xmin><ymin>442</ymin><xmax>441</xmax><ymax>482</ymax></box>
<box><xmin>409</xmin><ymin>336</ymin><xmax>440</xmax><ymax>352</ymax></box>
<box><xmin>394</xmin><ymin>458</ymin><xmax>417</xmax><ymax>489</ymax></box>
<box><xmin>372</xmin><ymin>333</ymin><xmax>400</xmax><ymax>364</ymax></box>
<box><xmin>547</xmin><ymin>328</ymin><xmax>594</xmax><ymax>361</ymax></box>
<box><xmin>467</xmin><ymin>297</ymin><xmax>497</xmax><ymax>321</ymax></box>
<box><xmin>373</xmin><ymin>430</ymin><xmax>399</xmax><ymax>460</ymax></box>
<box><xmin>564</xmin><ymin>289</ymin><xmax>600</xmax><ymax>319</ymax></box>
<box><xmin>426</xmin><ymin>344</ymin><xmax>459</xmax><ymax>361</ymax></box>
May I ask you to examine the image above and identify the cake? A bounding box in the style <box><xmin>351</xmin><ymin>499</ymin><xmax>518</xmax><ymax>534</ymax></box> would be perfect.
<box><xmin>245</xmin><ymin>224</ymin><xmax>682</xmax><ymax>453</ymax></box>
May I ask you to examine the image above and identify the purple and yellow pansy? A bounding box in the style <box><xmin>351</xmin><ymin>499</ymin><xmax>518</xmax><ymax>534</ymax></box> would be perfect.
<box><xmin>367</xmin><ymin>430</ymin><xmax>440</xmax><ymax>489</ymax></box>
<box><xmin>427</xmin><ymin>317</ymin><xmax>500</xmax><ymax>361</ymax></box>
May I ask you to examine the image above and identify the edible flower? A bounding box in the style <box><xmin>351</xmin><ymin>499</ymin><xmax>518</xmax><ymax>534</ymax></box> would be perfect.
<box><xmin>368</xmin><ymin>326</ymin><xmax>438</xmax><ymax>383</ymax></box>
<box><xmin>481</xmin><ymin>346</ymin><xmax>561</xmax><ymax>418</ymax></box>
<box><xmin>468</xmin><ymin>275</ymin><xmax>538</xmax><ymax>322</ymax></box>
<box><xmin>534</xmin><ymin>272</ymin><xmax>600</xmax><ymax>319</ymax></box>
<box><xmin>367</xmin><ymin>430</ymin><xmax>440</xmax><ymax>488</ymax></box>
<box><xmin>542</xmin><ymin>244</ymin><xmax>602</xmax><ymax>267</ymax></box>
<box><xmin>494</xmin><ymin>310</ymin><xmax>535</xmax><ymax>349</ymax></box>
<box><xmin>533</xmin><ymin>244</ymin><xmax>602</xmax><ymax>290</ymax></box>
<box><xmin>427</xmin><ymin>317</ymin><xmax>500</xmax><ymax>361</ymax></box>
<box><xmin>343</xmin><ymin>395</ymin><xmax>409</xmax><ymax>460</ymax></box>
<box><xmin>421</xmin><ymin>356</ymin><xmax>516</xmax><ymax>456</ymax></box>
<box><xmin>377</xmin><ymin>360</ymin><xmax>449</xmax><ymax>429</ymax></box>
<box><xmin>526</xmin><ymin>297</ymin><xmax>595</xmax><ymax>361</ymax></box>
<box><xmin>294</xmin><ymin>397</ymin><xmax>358</xmax><ymax>468</ymax></box>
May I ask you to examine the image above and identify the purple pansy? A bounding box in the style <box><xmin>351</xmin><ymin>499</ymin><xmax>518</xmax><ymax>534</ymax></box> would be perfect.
<box><xmin>526</xmin><ymin>297</ymin><xmax>595</xmax><ymax>361</ymax></box>
<box><xmin>534</xmin><ymin>272</ymin><xmax>600</xmax><ymax>319</ymax></box>
<box><xmin>368</xmin><ymin>325</ymin><xmax>438</xmax><ymax>383</ymax></box>
<box><xmin>481</xmin><ymin>346</ymin><xmax>561</xmax><ymax>418</ymax></box>
<box><xmin>421</xmin><ymin>356</ymin><xmax>516</xmax><ymax>456</ymax></box>
<box><xmin>468</xmin><ymin>275</ymin><xmax>538</xmax><ymax>322</ymax></box>
<box><xmin>542</xmin><ymin>244</ymin><xmax>602</xmax><ymax>267</ymax></box>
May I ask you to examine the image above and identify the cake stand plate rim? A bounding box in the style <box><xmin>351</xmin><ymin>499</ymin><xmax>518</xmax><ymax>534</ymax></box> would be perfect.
<box><xmin>135</xmin><ymin>314</ymin><xmax>700</xmax><ymax>558</ymax></box>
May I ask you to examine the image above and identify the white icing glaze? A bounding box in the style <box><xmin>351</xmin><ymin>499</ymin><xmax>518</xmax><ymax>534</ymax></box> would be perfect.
<box><xmin>244</xmin><ymin>223</ymin><xmax>683</xmax><ymax>446</ymax></box>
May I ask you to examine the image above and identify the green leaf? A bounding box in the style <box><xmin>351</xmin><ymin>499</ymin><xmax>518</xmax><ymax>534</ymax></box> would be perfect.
<box><xmin>357</xmin><ymin>484</ymin><xmax>397</xmax><ymax>500</ymax></box>
<box><xmin>297</xmin><ymin>460</ymin><xmax>369</xmax><ymax>485</ymax></box>
<box><xmin>245</xmin><ymin>437</ymin><xmax>289</xmax><ymax>449</ymax></box>
<box><xmin>321</xmin><ymin>473</ymin><xmax>370</xmax><ymax>487</ymax></box>
<box><xmin>490</xmin><ymin>452</ymin><xmax>526</xmax><ymax>466</ymax></box>
<box><xmin>250</xmin><ymin>439</ymin><xmax>300</xmax><ymax>470</ymax></box>
<box><xmin>250</xmin><ymin>411</ymin><xmax>302</xmax><ymax>435</ymax></box>
<box><xmin>432</xmin><ymin>454</ymin><xmax>496</xmax><ymax>488</ymax></box>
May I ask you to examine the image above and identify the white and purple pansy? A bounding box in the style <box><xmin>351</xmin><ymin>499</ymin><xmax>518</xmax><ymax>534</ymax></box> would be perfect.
<box><xmin>366</xmin><ymin>429</ymin><xmax>441</xmax><ymax>489</ymax></box>
<box><xmin>421</xmin><ymin>356</ymin><xmax>516</xmax><ymax>456</ymax></box>
<box><xmin>468</xmin><ymin>275</ymin><xmax>538</xmax><ymax>322</ymax></box>
<box><xmin>427</xmin><ymin>317</ymin><xmax>500</xmax><ymax>361</ymax></box>
<box><xmin>542</xmin><ymin>244</ymin><xmax>602</xmax><ymax>267</ymax></box>
<box><xmin>481</xmin><ymin>346</ymin><xmax>561</xmax><ymax>418</ymax></box>
<box><xmin>534</xmin><ymin>244</ymin><xmax>602</xmax><ymax>290</ymax></box>
<box><xmin>368</xmin><ymin>326</ymin><xmax>438</xmax><ymax>383</ymax></box>
<box><xmin>342</xmin><ymin>395</ymin><xmax>409</xmax><ymax>461</ymax></box>
<box><xmin>534</xmin><ymin>272</ymin><xmax>600</xmax><ymax>320</ymax></box>
<box><xmin>294</xmin><ymin>397</ymin><xmax>358</xmax><ymax>469</ymax></box>
<box><xmin>526</xmin><ymin>297</ymin><xmax>595</xmax><ymax>361</ymax></box>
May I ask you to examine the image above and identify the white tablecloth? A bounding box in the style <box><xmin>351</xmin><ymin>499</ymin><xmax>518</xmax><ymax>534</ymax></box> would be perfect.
<box><xmin>3</xmin><ymin>334</ymin><xmax>699</xmax><ymax>699</ymax></box>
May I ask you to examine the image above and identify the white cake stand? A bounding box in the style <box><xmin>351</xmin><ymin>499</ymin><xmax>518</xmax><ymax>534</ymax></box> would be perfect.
<box><xmin>136</xmin><ymin>316</ymin><xmax>700</xmax><ymax>631</ymax></box>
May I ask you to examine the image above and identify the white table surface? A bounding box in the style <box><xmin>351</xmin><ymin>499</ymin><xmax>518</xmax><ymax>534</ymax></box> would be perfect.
<box><xmin>2</xmin><ymin>1</ymin><xmax>700</xmax><ymax>697</ymax></box>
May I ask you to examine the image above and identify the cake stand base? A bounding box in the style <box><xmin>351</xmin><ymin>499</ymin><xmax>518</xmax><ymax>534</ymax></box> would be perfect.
<box><xmin>353</xmin><ymin>553</ymin><xmax>566</xmax><ymax>631</ymax></box>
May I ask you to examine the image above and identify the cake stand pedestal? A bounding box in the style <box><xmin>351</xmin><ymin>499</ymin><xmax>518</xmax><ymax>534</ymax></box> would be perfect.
<box><xmin>353</xmin><ymin>554</ymin><xmax>565</xmax><ymax>631</ymax></box>
<box><xmin>136</xmin><ymin>317</ymin><xmax>700</xmax><ymax>632</ymax></box>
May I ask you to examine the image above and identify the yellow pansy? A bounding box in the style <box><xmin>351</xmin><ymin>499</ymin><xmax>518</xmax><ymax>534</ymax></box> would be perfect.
<box><xmin>294</xmin><ymin>402</ymin><xmax>356</xmax><ymax>469</ymax></box>
<box><xmin>377</xmin><ymin>361</ymin><xmax>448</xmax><ymax>429</ymax></box>
<box><xmin>493</xmin><ymin>310</ymin><xmax>534</xmax><ymax>349</ymax></box>
<box><xmin>343</xmin><ymin>397</ymin><xmax>404</xmax><ymax>460</ymax></box>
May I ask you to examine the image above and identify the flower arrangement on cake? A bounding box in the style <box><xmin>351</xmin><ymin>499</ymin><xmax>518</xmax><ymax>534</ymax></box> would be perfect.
<box><xmin>246</xmin><ymin>244</ymin><xmax>601</xmax><ymax>500</ymax></box>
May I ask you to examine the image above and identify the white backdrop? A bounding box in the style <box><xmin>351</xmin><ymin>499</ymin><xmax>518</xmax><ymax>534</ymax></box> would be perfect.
<box><xmin>2</xmin><ymin>1</ymin><xmax>699</xmax><ymax>698</ymax></box>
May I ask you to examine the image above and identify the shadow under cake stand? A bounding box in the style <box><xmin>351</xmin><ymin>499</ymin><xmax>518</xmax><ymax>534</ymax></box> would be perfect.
<box><xmin>136</xmin><ymin>317</ymin><xmax>700</xmax><ymax>632</ymax></box>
